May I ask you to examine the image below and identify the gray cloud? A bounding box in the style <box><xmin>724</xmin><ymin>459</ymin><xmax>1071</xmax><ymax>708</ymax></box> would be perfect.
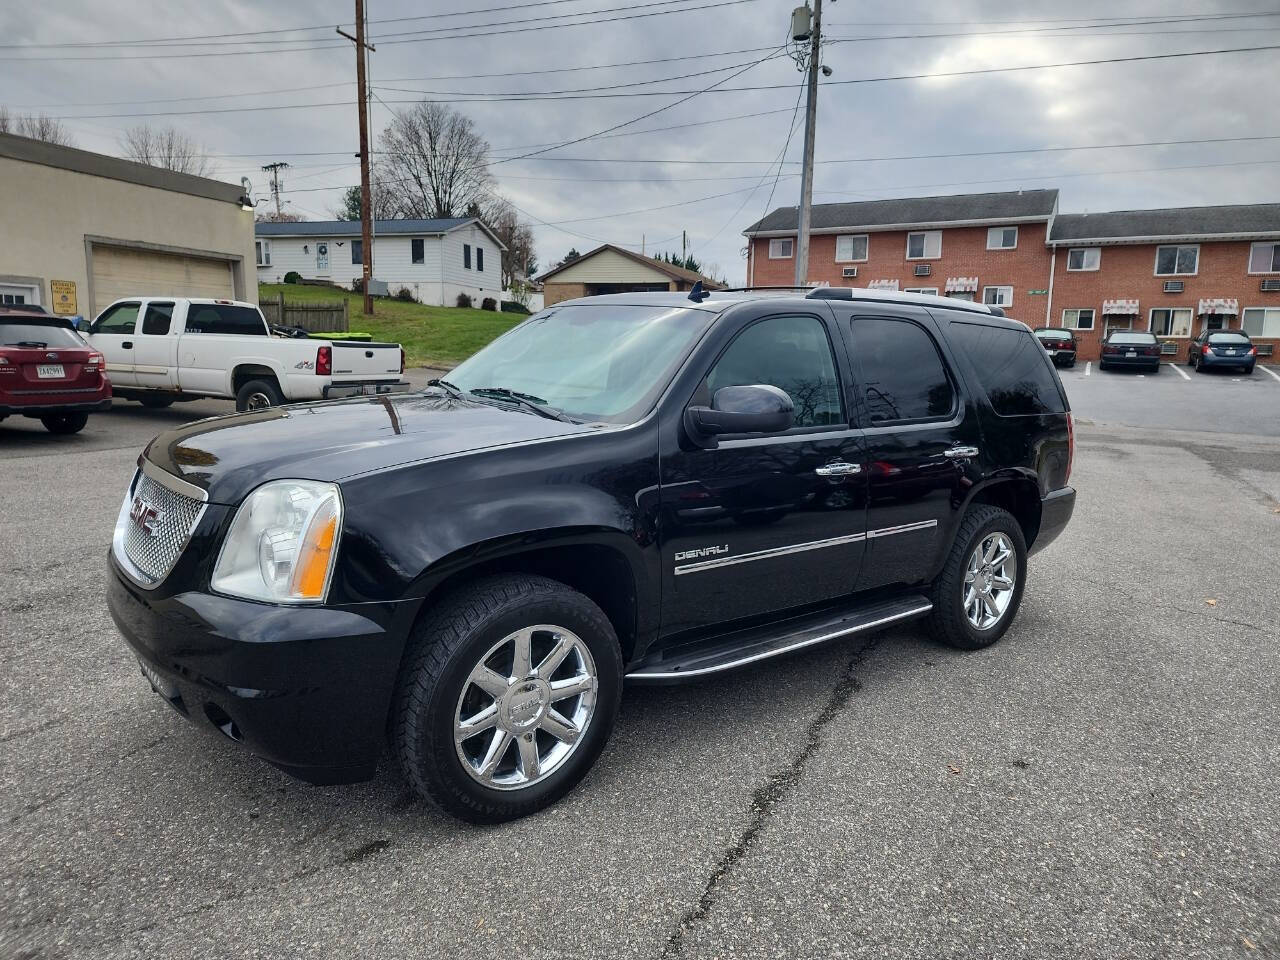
<box><xmin>4</xmin><ymin>0</ymin><xmax>1277</xmax><ymax>282</ymax></box>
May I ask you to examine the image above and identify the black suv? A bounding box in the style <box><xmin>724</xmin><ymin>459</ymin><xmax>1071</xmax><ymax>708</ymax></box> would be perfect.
<box><xmin>107</xmin><ymin>287</ymin><xmax>1075</xmax><ymax>822</ymax></box>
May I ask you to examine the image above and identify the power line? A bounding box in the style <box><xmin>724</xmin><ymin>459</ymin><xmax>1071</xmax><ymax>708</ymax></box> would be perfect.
<box><xmin>0</xmin><ymin>0</ymin><xmax>761</xmax><ymax>61</ymax></box>
<box><xmin>44</xmin><ymin>42</ymin><xmax>1280</xmax><ymax>116</ymax></box>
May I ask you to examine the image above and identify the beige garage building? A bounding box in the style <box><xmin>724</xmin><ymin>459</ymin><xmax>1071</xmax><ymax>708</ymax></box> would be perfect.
<box><xmin>0</xmin><ymin>132</ymin><xmax>256</xmax><ymax>318</ymax></box>
<box><xmin>538</xmin><ymin>244</ymin><xmax>725</xmax><ymax>306</ymax></box>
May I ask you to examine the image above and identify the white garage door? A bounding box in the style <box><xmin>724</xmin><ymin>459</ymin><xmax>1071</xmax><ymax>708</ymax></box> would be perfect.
<box><xmin>91</xmin><ymin>245</ymin><xmax>234</xmax><ymax>315</ymax></box>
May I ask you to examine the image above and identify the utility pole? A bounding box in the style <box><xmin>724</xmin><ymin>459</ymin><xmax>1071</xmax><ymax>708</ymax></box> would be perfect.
<box><xmin>794</xmin><ymin>0</ymin><xmax>823</xmax><ymax>287</ymax></box>
<box><xmin>682</xmin><ymin>229</ymin><xmax>687</xmax><ymax>266</ymax></box>
<box><xmin>261</xmin><ymin>161</ymin><xmax>289</xmax><ymax>218</ymax></box>
<box><xmin>338</xmin><ymin>2</ymin><xmax>375</xmax><ymax>316</ymax></box>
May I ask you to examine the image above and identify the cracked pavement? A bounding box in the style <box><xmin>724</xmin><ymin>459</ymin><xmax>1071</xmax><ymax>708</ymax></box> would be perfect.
<box><xmin>2</xmin><ymin>385</ymin><xmax>1278</xmax><ymax>959</ymax></box>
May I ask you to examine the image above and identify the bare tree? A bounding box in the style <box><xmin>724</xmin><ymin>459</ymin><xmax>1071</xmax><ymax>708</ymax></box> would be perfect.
<box><xmin>255</xmin><ymin>210</ymin><xmax>306</xmax><ymax>223</ymax></box>
<box><xmin>0</xmin><ymin>108</ymin><xmax>75</xmax><ymax>146</ymax></box>
<box><xmin>485</xmin><ymin>197</ymin><xmax>537</xmax><ymax>289</ymax></box>
<box><xmin>376</xmin><ymin>103</ymin><xmax>493</xmax><ymax>219</ymax></box>
<box><xmin>118</xmin><ymin>124</ymin><xmax>212</xmax><ymax>177</ymax></box>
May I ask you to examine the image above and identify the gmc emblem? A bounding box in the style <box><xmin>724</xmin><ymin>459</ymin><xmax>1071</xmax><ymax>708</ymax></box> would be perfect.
<box><xmin>129</xmin><ymin>496</ymin><xmax>164</xmax><ymax>537</ymax></box>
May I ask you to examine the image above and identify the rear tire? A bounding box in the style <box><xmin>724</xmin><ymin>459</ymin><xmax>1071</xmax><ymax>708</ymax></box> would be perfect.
<box><xmin>928</xmin><ymin>505</ymin><xmax>1027</xmax><ymax>651</ymax></box>
<box><xmin>40</xmin><ymin>412</ymin><xmax>88</xmax><ymax>435</ymax></box>
<box><xmin>1242</xmin><ymin>364</ymin><xmax>1254</xmax><ymax>375</ymax></box>
<box><xmin>139</xmin><ymin>395</ymin><xmax>175</xmax><ymax>409</ymax></box>
<box><xmin>235</xmin><ymin>378</ymin><xmax>284</xmax><ymax>412</ymax></box>
<box><xmin>393</xmin><ymin>574</ymin><xmax>623</xmax><ymax>823</ymax></box>
<box><xmin>1150</xmin><ymin>363</ymin><xmax>1161</xmax><ymax>374</ymax></box>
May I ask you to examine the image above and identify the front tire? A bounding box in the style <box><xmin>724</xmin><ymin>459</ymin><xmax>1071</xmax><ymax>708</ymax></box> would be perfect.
<box><xmin>393</xmin><ymin>574</ymin><xmax>623</xmax><ymax>823</ymax></box>
<box><xmin>40</xmin><ymin>412</ymin><xmax>88</xmax><ymax>434</ymax></box>
<box><xmin>235</xmin><ymin>378</ymin><xmax>284</xmax><ymax>412</ymax></box>
<box><xmin>928</xmin><ymin>505</ymin><xmax>1027</xmax><ymax>651</ymax></box>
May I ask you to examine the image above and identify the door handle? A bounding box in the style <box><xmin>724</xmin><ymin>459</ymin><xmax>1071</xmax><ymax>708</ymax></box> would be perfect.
<box><xmin>943</xmin><ymin>446</ymin><xmax>979</xmax><ymax>459</ymax></box>
<box><xmin>122</xmin><ymin>341</ymin><xmax>133</xmax><ymax>349</ymax></box>
<box><xmin>815</xmin><ymin>461</ymin><xmax>862</xmax><ymax>477</ymax></box>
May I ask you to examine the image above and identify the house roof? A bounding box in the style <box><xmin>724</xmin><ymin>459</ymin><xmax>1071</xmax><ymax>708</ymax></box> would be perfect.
<box><xmin>255</xmin><ymin>217</ymin><xmax>507</xmax><ymax>249</ymax></box>
<box><xmin>536</xmin><ymin>243</ymin><xmax>726</xmax><ymax>287</ymax></box>
<box><xmin>0</xmin><ymin>131</ymin><xmax>245</xmax><ymax>205</ymax></box>
<box><xmin>1049</xmin><ymin>204</ymin><xmax>1280</xmax><ymax>244</ymax></box>
<box><xmin>743</xmin><ymin>189</ymin><xmax>1059</xmax><ymax>236</ymax></box>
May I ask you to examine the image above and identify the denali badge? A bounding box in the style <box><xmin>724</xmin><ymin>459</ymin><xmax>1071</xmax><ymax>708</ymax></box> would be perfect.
<box><xmin>674</xmin><ymin>544</ymin><xmax>730</xmax><ymax>563</ymax></box>
<box><xmin>129</xmin><ymin>497</ymin><xmax>165</xmax><ymax>537</ymax></box>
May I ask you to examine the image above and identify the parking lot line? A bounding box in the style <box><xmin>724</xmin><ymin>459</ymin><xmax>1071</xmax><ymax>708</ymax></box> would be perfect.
<box><xmin>1084</xmin><ymin>361</ymin><xmax>1091</xmax><ymax>376</ymax></box>
<box><xmin>1171</xmin><ymin>363</ymin><xmax>1191</xmax><ymax>381</ymax></box>
<box><xmin>1260</xmin><ymin>364</ymin><xmax>1280</xmax><ymax>383</ymax></box>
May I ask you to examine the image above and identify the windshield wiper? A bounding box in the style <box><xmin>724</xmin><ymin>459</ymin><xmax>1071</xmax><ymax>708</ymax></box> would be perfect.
<box><xmin>467</xmin><ymin>386</ymin><xmax>574</xmax><ymax>422</ymax></box>
<box><xmin>5</xmin><ymin>341</ymin><xmax>48</xmax><ymax>348</ymax></box>
<box><xmin>427</xmin><ymin>378</ymin><xmax>465</xmax><ymax>399</ymax></box>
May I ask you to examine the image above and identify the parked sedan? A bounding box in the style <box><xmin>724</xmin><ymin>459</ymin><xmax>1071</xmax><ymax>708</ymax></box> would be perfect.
<box><xmin>1099</xmin><ymin>331</ymin><xmax>1161</xmax><ymax>373</ymax></box>
<box><xmin>1188</xmin><ymin>330</ymin><xmax>1257</xmax><ymax>374</ymax></box>
<box><xmin>0</xmin><ymin>311</ymin><xmax>111</xmax><ymax>434</ymax></box>
<box><xmin>1033</xmin><ymin>328</ymin><xmax>1077</xmax><ymax>367</ymax></box>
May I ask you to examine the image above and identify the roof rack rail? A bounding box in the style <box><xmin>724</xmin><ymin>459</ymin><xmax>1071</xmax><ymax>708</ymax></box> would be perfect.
<box><xmin>987</xmin><ymin>305</ymin><xmax>1006</xmax><ymax>317</ymax></box>
<box><xmin>804</xmin><ymin>287</ymin><xmax>854</xmax><ymax>300</ymax></box>
<box><xmin>711</xmin><ymin>285</ymin><xmax>813</xmax><ymax>293</ymax></box>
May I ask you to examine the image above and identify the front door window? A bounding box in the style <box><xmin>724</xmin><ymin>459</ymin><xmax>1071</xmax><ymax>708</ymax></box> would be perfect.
<box><xmin>316</xmin><ymin>242</ymin><xmax>330</xmax><ymax>272</ymax></box>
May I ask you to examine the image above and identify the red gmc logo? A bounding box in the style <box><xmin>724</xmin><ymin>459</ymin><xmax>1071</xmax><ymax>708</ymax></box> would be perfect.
<box><xmin>129</xmin><ymin>496</ymin><xmax>164</xmax><ymax>537</ymax></box>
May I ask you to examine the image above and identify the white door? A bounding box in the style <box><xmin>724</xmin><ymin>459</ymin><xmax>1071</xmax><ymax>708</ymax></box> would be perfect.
<box><xmin>0</xmin><ymin>283</ymin><xmax>40</xmax><ymax>306</ymax></box>
<box><xmin>315</xmin><ymin>242</ymin><xmax>330</xmax><ymax>274</ymax></box>
<box><xmin>87</xmin><ymin>300</ymin><xmax>142</xmax><ymax>386</ymax></box>
<box><xmin>133</xmin><ymin>300</ymin><xmax>179</xmax><ymax>390</ymax></box>
<box><xmin>91</xmin><ymin>244</ymin><xmax>234</xmax><ymax>315</ymax></box>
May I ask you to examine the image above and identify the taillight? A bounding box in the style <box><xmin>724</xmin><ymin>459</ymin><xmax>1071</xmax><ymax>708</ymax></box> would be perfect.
<box><xmin>316</xmin><ymin>345</ymin><xmax>332</xmax><ymax>376</ymax></box>
<box><xmin>400</xmin><ymin>347</ymin><xmax>405</xmax><ymax>374</ymax></box>
<box><xmin>1066</xmin><ymin>412</ymin><xmax>1075</xmax><ymax>483</ymax></box>
<box><xmin>1145</xmin><ymin>346</ymin><xmax>1159</xmax><ymax>356</ymax></box>
<box><xmin>0</xmin><ymin>355</ymin><xmax>13</xmax><ymax>373</ymax></box>
<box><xmin>1202</xmin><ymin>344</ymin><xmax>1212</xmax><ymax>356</ymax></box>
<box><xmin>85</xmin><ymin>352</ymin><xmax>104</xmax><ymax>372</ymax></box>
<box><xmin>1248</xmin><ymin>346</ymin><xmax>1257</xmax><ymax>356</ymax></box>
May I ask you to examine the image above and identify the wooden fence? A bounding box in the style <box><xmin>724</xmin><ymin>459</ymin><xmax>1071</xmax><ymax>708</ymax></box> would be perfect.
<box><xmin>259</xmin><ymin>293</ymin><xmax>349</xmax><ymax>333</ymax></box>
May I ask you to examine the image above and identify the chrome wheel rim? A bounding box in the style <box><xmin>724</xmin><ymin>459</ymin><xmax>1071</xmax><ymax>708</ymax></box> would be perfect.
<box><xmin>454</xmin><ymin>624</ymin><xmax>598</xmax><ymax>791</ymax></box>
<box><xmin>245</xmin><ymin>391</ymin><xmax>273</xmax><ymax>410</ymax></box>
<box><xmin>963</xmin><ymin>533</ymin><xmax>1017</xmax><ymax>630</ymax></box>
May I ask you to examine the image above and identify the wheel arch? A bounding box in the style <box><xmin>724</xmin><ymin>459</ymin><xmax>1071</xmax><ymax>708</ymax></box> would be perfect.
<box><xmin>960</xmin><ymin>472</ymin><xmax>1043</xmax><ymax>550</ymax></box>
<box><xmin>230</xmin><ymin>362</ymin><xmax>282</xmax><ymax>395</ymax></box>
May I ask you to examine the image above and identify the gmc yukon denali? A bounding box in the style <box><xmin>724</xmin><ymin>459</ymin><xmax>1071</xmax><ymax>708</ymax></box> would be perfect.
<box><xmin>107</xmin><ymin>287</ymin><xmax>1076</xmax><ymax>822</ymax></box>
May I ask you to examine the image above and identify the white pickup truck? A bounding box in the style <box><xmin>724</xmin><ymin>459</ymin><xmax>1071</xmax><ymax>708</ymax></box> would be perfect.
<box><xmin>85</xmin><ymin>297</ymin><xmax>408</xmax><ymax>411</ymax></box>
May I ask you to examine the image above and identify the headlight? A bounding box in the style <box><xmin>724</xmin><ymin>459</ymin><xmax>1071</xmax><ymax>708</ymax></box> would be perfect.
<box><xmin>211</xmin><ymin>480</ymin><xmax>343</xmax><ymax>604</ymax></box>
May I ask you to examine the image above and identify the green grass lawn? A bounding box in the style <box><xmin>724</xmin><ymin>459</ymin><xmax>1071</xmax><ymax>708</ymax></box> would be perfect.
<box><xmin>259</xmin><ymin>284</ymin><xmax>523</xmax><ymax>369</ymax></box>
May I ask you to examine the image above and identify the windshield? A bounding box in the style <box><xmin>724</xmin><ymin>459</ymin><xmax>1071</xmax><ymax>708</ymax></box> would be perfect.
<box><xmin>0</xmin><ymin>322</ymin><xmax>86</xmax><ymax>347</ymax></box>
<box><xmin>447</xmin><ymin>303</ymin><xmax>714</xmax><ymax>423</ymax></box>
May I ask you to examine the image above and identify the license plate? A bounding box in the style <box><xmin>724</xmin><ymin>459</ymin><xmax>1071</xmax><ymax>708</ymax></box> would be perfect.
<box><xmin>1125</xmin><ymin>351</ymin><xmax>1137</xmax><ymax>358</ymax></box>
<box><xmin>1225</xmin><ymin>349</ymin><xmax>1237</xmax><ymax>355</ymax></box>
<box><xmin>139</xmin><ymin>659</ymin><xmax>180</xmax><ymax>699</ymax></box>
<box><xmin>36</xmin><ymin>364</ymin><xmax>65</xmax><ymax>379</ymax></box>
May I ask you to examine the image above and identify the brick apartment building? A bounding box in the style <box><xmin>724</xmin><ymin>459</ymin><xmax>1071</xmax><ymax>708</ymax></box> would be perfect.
<box><xmin>744</xmin><ymin>189</ymin><xmax>1280</xmax><ymax>363</ymax></box>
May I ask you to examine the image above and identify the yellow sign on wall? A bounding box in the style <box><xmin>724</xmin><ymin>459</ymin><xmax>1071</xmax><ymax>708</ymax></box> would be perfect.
<box><xmin>50</xmin><ymin>280</ymin><xmax>78</xmax><ymax>315</ymax></box>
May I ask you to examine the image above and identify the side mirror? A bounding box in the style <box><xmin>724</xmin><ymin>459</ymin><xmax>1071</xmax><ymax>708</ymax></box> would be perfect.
<box><xmin>685</xmin><ymin>384</ymin><xmax>794</xmax><ymax>444</ymax></box>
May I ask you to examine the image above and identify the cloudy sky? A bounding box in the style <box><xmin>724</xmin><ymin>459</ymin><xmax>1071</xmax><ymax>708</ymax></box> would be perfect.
<box><xmin>3</xmin><ymin>0</ymin><xmax>1278</xmax><ymax>282</ymax></box>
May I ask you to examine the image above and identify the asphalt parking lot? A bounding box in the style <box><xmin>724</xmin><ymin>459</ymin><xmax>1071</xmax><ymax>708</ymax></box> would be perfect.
<box><xmin>3</xmin><ymin>375</ymin><xmax>1278</xmax><ymax>959</ymax></box>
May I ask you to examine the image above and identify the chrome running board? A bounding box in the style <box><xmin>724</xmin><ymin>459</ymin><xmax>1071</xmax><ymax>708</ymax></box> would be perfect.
<box><xmin>625</xmin><ymin>594</ymin><xmax>932</xmax><ymax>683</ymax></box>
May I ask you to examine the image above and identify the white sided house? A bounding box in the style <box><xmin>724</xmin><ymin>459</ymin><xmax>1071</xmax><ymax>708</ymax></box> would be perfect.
<box><xmin>255</xmin><ymin>218</ymin><xmax>505</xmax><ymax>306</ymax></box>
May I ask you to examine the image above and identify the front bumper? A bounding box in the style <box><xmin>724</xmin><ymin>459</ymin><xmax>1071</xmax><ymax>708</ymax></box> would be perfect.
<box><xmin>107</xmin><ymin>553</ymin><xmax>413</xmax><ymax>784</ymax></box>
<box><xmin>322</xmin><ymin>380</ymin><xmax>412</xmax><ymax>400</ymax></box>
<box><xmin>1031</xmin><ymin>486</ymin><xmax>1075</xmax><ymax>555</ymax></box>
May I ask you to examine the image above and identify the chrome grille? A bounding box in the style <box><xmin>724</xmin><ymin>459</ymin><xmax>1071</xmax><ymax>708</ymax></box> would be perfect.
<box><xmin>122</xmin><ymin>471</ymin><xmax>204</xmax><ymax>582</ymax></box>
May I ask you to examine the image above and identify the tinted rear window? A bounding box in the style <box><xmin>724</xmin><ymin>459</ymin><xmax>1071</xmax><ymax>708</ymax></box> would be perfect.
<box><xmin>950</xmin><ymin>322</ymin><xmax>1066</xmax><ymax>417</ymax></box>
<box><xmin>0</xmin><ymin>322</ymin><xmax>85</xmax><ymax>347</ymax></box>
<box><xmin>1109</xmin><ymin>332</ymin><xmax>1157</xmax><ymax>345</ymax></box>
<box><xmin>850</xmin><ymin>317</ymin><xmax>955</xmax><ymax>424</ymax></box>
<box><xmin>184</xmin><ymin>304</ymin><xmax>266</xmax><ymax>336</ymax></box>
<box><xmin>1034</xmin><ymin>330</ymin><xmax>1072</xmax><ymax>341</ymax></box>
<box><xmin>1208</xmin><ymin>332</ymin><xmax>1250</xmax><ymax>344</ymax></box>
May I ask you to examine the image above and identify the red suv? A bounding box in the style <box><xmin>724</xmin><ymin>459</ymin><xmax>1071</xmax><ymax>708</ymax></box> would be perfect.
<box><xmin>0</xmin><ymin>310</ymin><xmax>111</xmax><ymax>434</ymax></box>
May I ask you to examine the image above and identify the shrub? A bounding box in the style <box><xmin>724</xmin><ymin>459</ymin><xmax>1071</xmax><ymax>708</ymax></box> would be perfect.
<box><xmin>283</xmin><ymin>271</ymin><xmax>302</xmax><ymax>284</ymax></box>
<box><xmin>455</xmin><ymin>292</ymin><xmax>473</xmax><ymax>308</ymax></box>
<box><xmin>395</xmin><ymin>286</ymin><xmax>417</xmax><ymax>302</ymax></box>
<box><xmin>500</xmin><ymin>301</ymin><xmax>531</xmax><ymax>315</ymax></box>
<box><xmin>481</xmin><ymin>297</ymin><xmax>498</xmax><ymax>312</ymax></box>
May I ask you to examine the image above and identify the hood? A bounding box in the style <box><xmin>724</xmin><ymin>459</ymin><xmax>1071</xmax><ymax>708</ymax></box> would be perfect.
<box><xmin>142</xmin><ymin>392</ymin><xmax>598</xmax><ymax>504</ymax></box>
